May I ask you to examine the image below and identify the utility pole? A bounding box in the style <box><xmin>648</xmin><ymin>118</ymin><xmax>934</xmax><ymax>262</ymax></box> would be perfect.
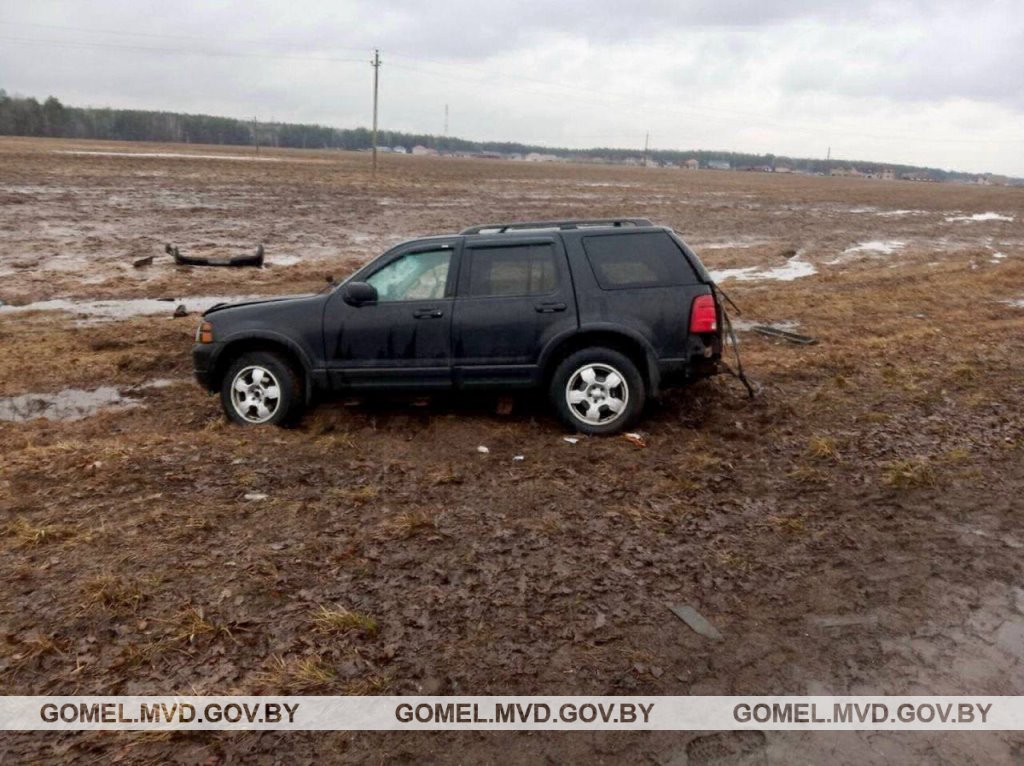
<box><xmin>253</xmin><ymin>116</ymin><xmax>258</xmax><ymax>155</ymax></box>
<box><xmin>371</xmin><ymin>48</ymin><xmax>381</xmax><ymax>178</ymax></box>
<box><xmin>444</xmin><ymin>103</ymin><xmax>449</xmax><ymax>137</ymax></box>
<box><xmin>642</xmin><ymin>132</ymin><xmax>650</xmax><ymax>167</ymax></box>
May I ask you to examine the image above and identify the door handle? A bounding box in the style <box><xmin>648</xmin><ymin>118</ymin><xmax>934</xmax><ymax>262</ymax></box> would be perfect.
<box><xmin>535</xmin><ymin>302</ymin><xmax>567</xmax><ymax>313</ymax></box>
<box><xmin>413</xmin><ymin>308</ymin><xmax>444</xmax><ymax>319</ymax></box>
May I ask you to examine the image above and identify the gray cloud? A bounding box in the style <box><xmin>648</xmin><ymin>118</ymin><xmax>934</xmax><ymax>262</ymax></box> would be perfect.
<box><xmin>1</xmin><ymin>0</ymin><xmax>1022</xmax><ymax>174</ymax></box>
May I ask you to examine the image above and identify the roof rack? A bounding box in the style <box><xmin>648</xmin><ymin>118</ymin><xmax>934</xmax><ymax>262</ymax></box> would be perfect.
<box><xmin>459</xmin><ymin>218</ymin><xmax>654</xmax><ymax>235</ymax></box>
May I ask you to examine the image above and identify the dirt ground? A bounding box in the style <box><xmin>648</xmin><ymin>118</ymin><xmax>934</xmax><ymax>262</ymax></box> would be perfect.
<box><xmin>1</xmin><ymin>137</ymin><xmax>1023</xmax><ymax>764</ymax></box>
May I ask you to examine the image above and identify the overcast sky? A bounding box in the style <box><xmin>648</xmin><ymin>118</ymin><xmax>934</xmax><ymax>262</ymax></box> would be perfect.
<box><xmin>2</xmin><ymin>0</ymin><xmax>1023</xmax><ymax>174</ymax></box>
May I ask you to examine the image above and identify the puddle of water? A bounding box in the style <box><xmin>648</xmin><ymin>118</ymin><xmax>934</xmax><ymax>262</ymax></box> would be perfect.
<box><xmin>945</xmin><ymin>212</ymin><xmax>1014</xmax><ymax>223</ymax></box>
<box><xmin>877</xmin><ymin>209</ymin><xmax>927</xmax><ymax>217</ymax></box>
<box><xmin>56</xmin><ymin>150</ymin><xmax>282</xmax><ymax>163</ymax></box>
<box><xmin>0</xmin><ymin>386</ymin><xmax>137</xmax><ymax>422</ymax></box>
<box><xmin>730</xmin><ymin>318</ymin><xmax>801</xmax><ymax>332</ymax></box>
<box><xmin>0</xmin><ymin>379</ymin><xmax>185</xmax><ymax>423</ymax></box>
<box><xmin>0</xmin><ymin>295</ymin><xmax>253</xmax><ymax>323</ymax></box>
<box><xmin>710</xmin><ymin>254</ymin><xmax>817</xmax><ymax>283</ymax></box>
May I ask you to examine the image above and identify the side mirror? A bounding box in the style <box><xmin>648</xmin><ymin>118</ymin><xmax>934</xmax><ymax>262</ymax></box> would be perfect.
<box><xmin>343</xmin><ymin>281</ymin><xmax>378</xmax><ymax>306</ymax></box>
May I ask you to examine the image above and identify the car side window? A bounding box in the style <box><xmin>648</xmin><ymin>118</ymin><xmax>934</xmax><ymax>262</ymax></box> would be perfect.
<box><xmin>582</xmin><ymin>231</ymin><xmax>697</xmax><ymax>289</ymax></box>
<box><xmin>466</xmin><ymin>244</ymin><xmax>558</xmax><ymax>297</ymax></box>
<box><xmin>366</xmin><ymin>249</ymin><xmax>451</xmax><ymax>302</ymax></box>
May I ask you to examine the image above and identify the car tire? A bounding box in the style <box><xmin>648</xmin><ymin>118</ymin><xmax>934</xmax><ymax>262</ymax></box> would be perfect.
<box><xmin>220</xmin><ymin>351</ymin><xmax>303</xmax><ymax>427</ymax></box>
<box><xmin>550</xmin><ymin>348</ymin><xmax>645</xmax><ymax>434</ymax></box>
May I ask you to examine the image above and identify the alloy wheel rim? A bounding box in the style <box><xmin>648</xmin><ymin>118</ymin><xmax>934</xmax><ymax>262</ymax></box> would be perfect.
<box><xmin>230</xmin><ymin>366</ymin><xmax>281</xmax><ymax>423</ymax></box>
<box><xmin>565</xmin><ymin>363</ymin><xmax>629</xmax><ymax>425</ymax></box>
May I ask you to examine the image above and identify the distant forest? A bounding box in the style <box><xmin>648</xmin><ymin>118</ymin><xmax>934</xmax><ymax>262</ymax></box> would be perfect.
<box><xmin>0</xmin><ymin>90</ymin><xmax>1002</xmax><ymax>182</ymax></box>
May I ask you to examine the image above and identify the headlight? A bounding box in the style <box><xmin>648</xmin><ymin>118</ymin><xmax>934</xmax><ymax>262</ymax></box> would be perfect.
<box><xmin>195</xmin><ymin>321</ymin><xmax>214</xmax><ymax>343</ymax></box>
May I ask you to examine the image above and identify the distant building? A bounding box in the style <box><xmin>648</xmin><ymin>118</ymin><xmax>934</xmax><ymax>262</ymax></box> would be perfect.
<box><xmin>774</xmin><ymin>165</ymin><xmax>792</xmax><ymax>173</ymax></box>
<box><xmin>392</xmin><ymin>145</ymin><xmax>408</xmax><ymax>154</ymax></box>
<box><xmin>644</xmin><ymin>158</ymin><xmax>659</xmax><ymax>168</ymax></box>
<box><xmin>524</xmin><ymin>152</ymin><xmax>560</xmax><ymax>162</ymax></box>
<box><xmin>684</xmin><ymin>158</ymin><xmax>700</xmax><ymax>170</ymax></box>
<box><xmin>707</xmin><ymin>160</ymin><xmax>731</xmax><ymax>171</ymax></box>
<box><xmin>880</xmin><ymin>168</ymin><xmax>896</xmax><ymax>181</ymax></box>
<box><xmin>411</xmin><ymin>145</ymin><xmax>439</xmax><ymax>156</ymax></box>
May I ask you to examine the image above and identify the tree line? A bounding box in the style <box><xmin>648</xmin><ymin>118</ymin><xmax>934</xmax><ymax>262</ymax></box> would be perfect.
<box><xmin>0</xmin><ymin>89</ymin><xmax>988</xmax><ymax>182</ymax></box>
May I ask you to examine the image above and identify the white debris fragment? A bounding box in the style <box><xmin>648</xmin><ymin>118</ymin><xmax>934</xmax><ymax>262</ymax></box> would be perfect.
<box><xmin>563</xmin><ymin>437</ymin><xmax>579</xmax><ymax>444</ymax></box>
<box><xmin>512</xmin><ymin>455</ymin><xmax>525</xmax><ymax>462</ymax></box>
<box><xmin>476</xmin><ymin>446</ymin><xmax>490</xmax><ymax>454</ymax></box>
<box><xmin>243</xmin><ymin>493</ymin><xmax>268</xmax><ymax>501</ymax></box>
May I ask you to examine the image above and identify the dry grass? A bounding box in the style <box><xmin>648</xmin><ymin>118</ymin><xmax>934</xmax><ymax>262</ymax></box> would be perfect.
<box><xmin>4</xmin><ymin>516</ymin><xmax>75</xmax><ymax>547</ymax></box>
<box><xmin>882</xmin><ymin>458</ymin><xmax>936</xmax><ymax>488</ymax></box>
<box><xmin>807</xmin><ymin>435</ymin><xmax>841</xmax><ymax>461</ymax></box>
<box><xmin>375</xmin><ymin>509</ymin><xmax>438</xmax><ymax>540</ymax></box>
<box><xmin>311</xmin><ymin>605</ymin><xmax>378</xmax><ymax>637</ymax></box>
<box><xmin>83</xmin><ymin>574</ymin><xmax>147</xmax><ymax>614</ymax></box>
<box><xmin>257</xmin><ymin>654</ymin><xmax>337</xmax><ymax>692</ymax></box>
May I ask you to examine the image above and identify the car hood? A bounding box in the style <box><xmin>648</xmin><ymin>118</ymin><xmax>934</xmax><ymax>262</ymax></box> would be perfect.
<box><xmin>203</xmin><ymin>294</ymin><xmax>317</xmax><ymax>316</ymax></box>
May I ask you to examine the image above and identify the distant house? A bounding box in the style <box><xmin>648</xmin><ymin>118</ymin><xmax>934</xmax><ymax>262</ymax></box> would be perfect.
<box><xmin>707</xmin><ymin>160</ymin><xmax>731</xmax><ymax>171</ymax></box>
<box><xmin>411</xmin><ymin>145</ymin><xmax>439</xmax><ymax>156</ymax></box>
<box><xmin>684</xmin><ymin>158</ymin><xmax>700</xmax><ymax>170</ymax></box>
<box><xmin>524</xmin><ymin>152</ymin><xmax>560</xmax><ymax>162</ymax></box>
<box><xmin>880</xmin><ymin>168</ymin><xmax>896</xmax><ymax>181</ymax></box>
<box><xmin>392</xmin><ymin>145</ymin><xmax>408</xmax><ymax>154</ymax></box>
<box><xmin>644</xmin><ymin>158</ymin><xmax>659</xmax><ymax>168</ymax></box>
<box><xmin>774</xmin><ymin>165</ymin><xmax>792</xmax><ymax>174</ymax></box>
<box><xmin>830</xmin><ymin>167</ymin><xmax>849</xmax><ymax>177</ymax></box>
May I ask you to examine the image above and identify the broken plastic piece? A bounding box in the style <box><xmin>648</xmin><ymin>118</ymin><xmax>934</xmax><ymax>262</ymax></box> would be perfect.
<box><xmin>166</xmin><ymin>243</ymin><xmax>265</xmax><ymax>268</ymax></box>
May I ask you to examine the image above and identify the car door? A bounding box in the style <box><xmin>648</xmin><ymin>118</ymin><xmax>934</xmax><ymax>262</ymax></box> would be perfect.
<box><xmin>452</xmin><ymin>237</ymin><xmax>578</xmax><ymax>387</ymax></box>
<box><xmin>323</xmin><ymin>240</ymin><xmax>460</xmax><ymax>390</ymax></box>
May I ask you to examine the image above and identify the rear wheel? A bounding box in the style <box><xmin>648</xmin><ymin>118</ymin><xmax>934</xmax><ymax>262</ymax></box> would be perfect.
<box><xmin>550</xmin><ymin>348</ymin><xmax>645</xmax><ymax>434</ymax></box>
<box><xmin>220</xmin><ymin>351</ymin><xmax>303</xmax><ymax>426</ymax></box>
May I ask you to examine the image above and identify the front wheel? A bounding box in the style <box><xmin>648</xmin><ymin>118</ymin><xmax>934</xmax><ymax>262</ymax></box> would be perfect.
<box><xmin>220</xmin><ymin>351</ymin><xmax>303</xmax><ymax>426</ymax></box>
<box><xmin>549</xmin><ymin>348</ymin><xmax>645</xmax><ymax>434</ymax></box>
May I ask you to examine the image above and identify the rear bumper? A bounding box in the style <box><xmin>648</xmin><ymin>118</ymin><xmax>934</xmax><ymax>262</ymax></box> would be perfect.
<box><xmin>192</xmin><ymin>342</ymin><xmax>224</xmax><ymax>390</ymax></box>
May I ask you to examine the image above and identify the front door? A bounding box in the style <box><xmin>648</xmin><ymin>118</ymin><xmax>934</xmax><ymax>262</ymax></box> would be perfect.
<box><xmin>324</xmin><ymin>243</ymin><xmax>458</xmax><ymax>390</ymax></box>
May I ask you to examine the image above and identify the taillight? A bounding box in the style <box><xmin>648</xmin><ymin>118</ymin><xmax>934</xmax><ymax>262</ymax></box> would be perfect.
<box><xmin>689</xmin><ymin>294</ymin><xmax>718</xmax><ymax>333</ymax></box>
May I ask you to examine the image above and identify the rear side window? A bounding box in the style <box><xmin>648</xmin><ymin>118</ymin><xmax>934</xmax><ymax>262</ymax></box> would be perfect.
<box><xmin>466</xmin><ymin>244</ymin><xmax>558</xmax><ymax>297</ymax></box>
<box><xmin>583</xmin><ymin>231</ymin><xmax>696</xmax><ymax>289</ymax></box>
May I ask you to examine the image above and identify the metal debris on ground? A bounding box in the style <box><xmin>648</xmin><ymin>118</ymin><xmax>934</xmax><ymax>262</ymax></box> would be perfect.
<box><xmin>173</xmin><ymin>304</ymin><xmax>188</xmax><ymax>318</ymax></box>
<box><xmin>752</xmin><ymin>325</ymin><xmax>818</xmax><ymax>345</ymax></box>
<box><xmin>476</xmin><ymin>446</ymin><xmax>490</xmax><ymax>454</ymax></box>
<box><xmin>624</xmin><ymin>432</ymin><xmax>647</xmax><ymax>448</ymax></box>
<box><xmin>512</xmin><ymin>455</ymin><xmax>525</xmax><ymax>462</ymax></box>
<box><xmin>132</xmin><ymin>255</ymin><xmax>154</xmax><ymax>268</ymax></box>
<box><xmin>563</xmin><ymin>437</ymin><xmax>579</xmax><ymax>444</ymax></box>
<box><xmin>668</xmin><ymin>603</ymin><xmax>724</xmax><ymax>641</ymax></box>
<box><xmin>243</xmin><ymin>493</ymin><xmax>268</xmax><ymax>501</ymax></box>
<box><xmin>166</xmin><ymin>242</ymin><xmax>265</xmax><ymax>268</ymax></box>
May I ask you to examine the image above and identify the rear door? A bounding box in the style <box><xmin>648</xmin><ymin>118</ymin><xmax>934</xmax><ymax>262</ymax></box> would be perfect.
<box><xmin>452</xmin><ymin>237</ymin><xmax>577</xmax><ymax>387</ymax></box>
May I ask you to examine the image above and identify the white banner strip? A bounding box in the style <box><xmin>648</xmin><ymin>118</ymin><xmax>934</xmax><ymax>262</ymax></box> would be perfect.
<box><xmin>1</xmin><ymin>696</ymin><xmax>1021</xmax><ymax>731</ymax></box>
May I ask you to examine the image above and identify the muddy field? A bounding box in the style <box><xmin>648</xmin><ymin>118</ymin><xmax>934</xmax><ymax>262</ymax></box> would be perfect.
<box><xmin>1</xmin><ymin>137</ymin><xmax>1023</xmax><ymax>764</ymax></box>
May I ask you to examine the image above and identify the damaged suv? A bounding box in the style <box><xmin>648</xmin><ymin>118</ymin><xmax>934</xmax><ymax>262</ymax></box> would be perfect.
<box><xmin>192</xmin><ymin>218</ymin><xmax>722</xmax><ymax>434</ymax></box>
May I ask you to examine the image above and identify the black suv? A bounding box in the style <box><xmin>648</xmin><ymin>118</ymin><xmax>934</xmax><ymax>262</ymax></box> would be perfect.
<box><xmin>192</xmin><ymin>219</ymin><xmax>722</xmax><ymax>434</ymax></box>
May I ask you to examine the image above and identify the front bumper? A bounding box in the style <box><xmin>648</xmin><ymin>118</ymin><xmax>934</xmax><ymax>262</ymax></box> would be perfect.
<box><xmin>192</xmin><ymin>342</ymin><xmax>224</xmax><ymax>390</ymax></box>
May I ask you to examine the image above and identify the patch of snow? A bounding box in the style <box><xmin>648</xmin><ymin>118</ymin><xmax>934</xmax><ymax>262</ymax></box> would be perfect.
<box><xmin>1003</xmin><ymin>298</ymin><xmax>1024</xmax><ymax>308</ymax></box>
<box><xmin>945</xmin><ymin>212</ymin><xmax>1014</xmax><ymax>223</ymax></box>
<box><xmin>877</xmin><ymin>209</ymin><xmax>926</xmax><ymax>217</ymax></box>
<box><xmin>827</xmin><ymin>240</ymin><xmax>906</xmax><ymax>265</ymax></box>
<box><xmin>709</xmin><ymin>254</ymin><xmax>817</xmax><ymax>283</ymax></box>
<box><xmin>266</xmin><ymin>254</ymin><xmax>302</xmax><ymax>266</ymax></box>
<box><xmin>0</xmin><ymin>386</ymin><xmax>138</xmax><ymax>422</ymax></box>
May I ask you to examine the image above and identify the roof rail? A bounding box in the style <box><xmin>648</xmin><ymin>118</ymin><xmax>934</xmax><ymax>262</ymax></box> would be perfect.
<box><xmin>459</xmin><ymin>218</ymin><xmax>654</xmax><ymax>235</ymax></box>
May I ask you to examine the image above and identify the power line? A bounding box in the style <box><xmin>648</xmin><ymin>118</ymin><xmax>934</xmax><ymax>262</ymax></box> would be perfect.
<box><xmin>0</xmin><ymin>20</ymin><xmax>371</xmax><ymax>54</ymax></box>
<box><xmin>0</xmin><ymin>35</ymin><xmax>366</xmax><ymax>64</ymax></box>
